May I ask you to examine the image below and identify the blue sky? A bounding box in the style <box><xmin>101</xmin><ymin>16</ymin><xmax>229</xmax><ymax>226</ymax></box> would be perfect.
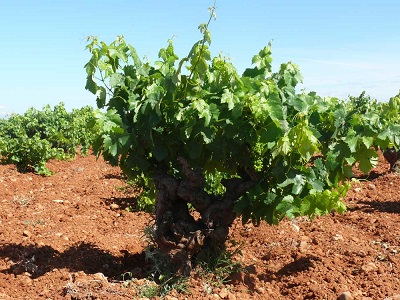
<box><xmin>1</xmin><ymin>0</ymin><xmax>399</xmax><ymax>116</ymax></box>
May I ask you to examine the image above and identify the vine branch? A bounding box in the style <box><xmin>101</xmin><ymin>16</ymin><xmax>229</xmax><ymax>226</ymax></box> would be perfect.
<box><xmin>188</xmin><ymin>2</ymin><xmax>217</xmax><ymax>81</ymax></box>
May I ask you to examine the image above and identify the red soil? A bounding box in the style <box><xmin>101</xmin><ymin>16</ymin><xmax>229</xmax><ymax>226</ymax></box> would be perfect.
<box><xmin>0</xmin><ymin>152</ymin><xmax>399</xmax><ymax>299</ymax></box>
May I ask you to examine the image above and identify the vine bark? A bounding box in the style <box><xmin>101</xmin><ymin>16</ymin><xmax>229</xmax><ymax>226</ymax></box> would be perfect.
<box><xmin>153</xmin><ymin>157</ymin><xmax>257</xmax><ymax>275</ymax></box>
<box><xmin>383</xmin><ymin>148</ymin><xmax>400</xmax><ymax>173</ymax></box>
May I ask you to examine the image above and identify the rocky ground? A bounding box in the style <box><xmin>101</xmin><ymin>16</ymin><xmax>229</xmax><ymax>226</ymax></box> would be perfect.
<box><xmin>0</xmin><ymin>152</ymin><xmax>399</xmax><ymax>299</ymax></box>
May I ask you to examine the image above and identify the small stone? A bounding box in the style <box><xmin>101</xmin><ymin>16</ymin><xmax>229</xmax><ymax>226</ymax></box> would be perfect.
<box><xmin>0</xmin><ymin>292</ymin><xmax>12</xmax><ymax>299</ymax></box>
<box><xmin>351</xmin><ymin>290</ymin><xmax>362</xmax><ymax>298</ymax></box>
<box><xmin>332</xmin><ymin>234</ymin><xmax>344</xmax><ymax>241</ymax></box>
<box><xmin>23</xmin><ymin>230</ymin><xmax>31</xmax><ymax>237</ymax></box>
<box><xmin>164</xmin><ymin>296</ymin><xmax>179</xmax><ymax>300</ymax></box>
<box><xmin>21</xmin><ymin>275</ymin><xmax>33</xmax><ymax>286</ymax></box>
<box><xmin>361</xmin><ymin>262</ymin><xmax>377</xmax><ymax>273</ymax></box>
<box><xmin>110</xmin><ymin>203</ymin><xmax>119</xmax><ymax>210</ymax></box>
<box><xmin>218</xmin><ymin>288</ymin><xmax>229</xmax><ymax>299</ymax></box>
<box><xmin>94</xmin><ymin>272</ymin><xmax>108</xmax><ymax>282</ymax></box>
<box><xmin>358</xmin><ymin>250</ymin><xmax>366</xmax><ymax>257</ymax></box>
<box><xmin>39</xmin><ymin>289</ymin><xmax>50</xmax><ymax>297</ymax></box>
<box><xmin>203</xmin><ymin>283</ymin><xmax>213</xmax><ymax>295</ymax></box>
<box><xmin>291</xmin><ymin>223</ymin><xmax>300</xmax><ymax>232</ymax></box>
<box><xmin>338</xmin><ymin>291</ymin><xmax>353</xmax><ymax>300</ymax></box>
<box><xmin>255</xmin><ymin>287</ymin><xmax>265</xmax><ymax>294</ymax></box>
<box><xmin>299</xmin><ymin>241</ymin><xmax>308</xmax><ymax>253</ymax></box>
<box><xmin>227</xmin><ymin>293</ymin><xmax>237</xmax><ymax>300</ymax></box>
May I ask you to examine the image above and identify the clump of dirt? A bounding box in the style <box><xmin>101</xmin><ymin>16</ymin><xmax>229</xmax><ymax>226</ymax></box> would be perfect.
<box><xmin>0</xmin><ymin>152</ymin><xmax>400</xmax><ymax>299</ymax></box>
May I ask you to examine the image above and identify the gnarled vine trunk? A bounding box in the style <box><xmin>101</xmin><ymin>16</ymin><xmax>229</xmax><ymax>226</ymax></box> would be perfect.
<box><xmin>383</xmin><ymin>148</ymin><xmax>400</xmax><ymax>173</ymax></box>
<box><xmin>153</xmin><ymin>157</ymin><xmax>256</xmax><ymax>276</ymax></box>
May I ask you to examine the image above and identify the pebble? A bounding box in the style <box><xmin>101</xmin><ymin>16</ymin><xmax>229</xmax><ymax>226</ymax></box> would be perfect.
<box><xmin>218</xmin><ymin>288</ymin><xmax>229</xmax><ymax>299</ymax></box>
<box><xmin>358</xmin><ymin>250</ymin><xmax>367</xmax><ymax>257</ymax></box>
<box><xmin>256</xmin><ymin>287</ymin><xmax>265</xmax><ymax>294</ymax></box>
<box><xmin>227</xmin><ymin>293</ymin><xmax>237</xmax><ymax>300</ymax></box>
<box><xmin>361</xmin><ymin>262</ymin><xmax>377</xmax><ymax>273</ymax></box>
<box><xmin>39</xmin><ymin>289</ymin><xmax>50</xmax><ymax>297</ymax></box>
<box><xmin>21</xmin><ymin>275</ymin><xmax>33</xmax><ymax>286</ymax></box>
<box><xmin>110</xmin><ymin>203</ymin><xmax>119</xmax><ymax>210</ymax></box>
<box><xmin>291</xmin><ymin>223</ymin><xmax>300</xmax><ymax>232</ymax></box>
<box><xmin>0</xmin><ymin>292</ymin><xmax>12</xmax><ymax>299</ymax></box>
<box><xmin>93</xmin><ymin>272</ymin><xmax>108</xmax><ymax>282</ymax></box>
<box><xmin>299</xmin><ymin>241</ymin><xmax>308</xmax><ymax>253</ymax></box>
<box><xmin>338</xmin><ymin>291</ymin><xmax>353</xmax><ymax>300</ymax></box>
<box><xmin>351</xmin><ymin>290</ymin><xmax>363</xmax><ymax>298</ymax></box>
<box><xmin>332</xmin><ymin>234</ymin><xmax>344</xmax><ymax>241</ymax></box>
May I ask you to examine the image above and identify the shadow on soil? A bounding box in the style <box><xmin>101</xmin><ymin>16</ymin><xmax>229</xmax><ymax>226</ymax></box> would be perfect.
<box><xmin>102</xmin><ymin>196</ymin><xmax>141</xmax><ymax>211</ymax></box>
<box><xmin>231</xmin><ymin>255</ymin><xmax>321</xmax><ymax>290</ymax></box>
<box><xmin>0</xmin><ymin>242</ymin><xmax>149</xmax><ymax>280</ymax></box>
<box><xmin>102</xmin><ymin>173</ymin><xmax>127</xmax><ymax>180</ymax></box>
<box><xmin>256</xmin><ymin>255</ymin><xmax>320</xmax><ymax>283</ymax></box>
<box><xmin>275</xmin><ymin>255</ymin><xmax>320</xmax><ymax>278</ymax></box>
<box><xmin>354</xmin><ymin>170</ymin><xmax>387</xmax><ymax>181</ymax></box>
<box><xmin>349</xmin><ymin>200</ymin><xmax>400</xmax><ymax>214</ymax></box>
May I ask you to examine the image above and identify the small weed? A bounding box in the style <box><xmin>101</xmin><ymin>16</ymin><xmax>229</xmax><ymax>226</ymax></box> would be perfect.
<box><xmin>136</xmin><ymin>195</ymin><xmax>155</xmax><ymax>212</ymax></box>
<box><xmin>120</xmin><ymin>271</ymin><xmax>137</xmax><ymax>289</ymax></box>
<box><xmin>138</xmin><ymin>224</ymin><xmax>245</xmax><ymax>297</ymax></box>
<box><xmin>144</xmin><ymin>244</ymin><xmax>189</xmax><ymax>296</ymax></box>
<box><xmin>24</xmin><ymin>219</ymin><xmax>42</xmax><ymax>226</ymax></box>
<box><xmin>195</xmin><ymin>239</ymin><xmax>246</xmax><ymax>288</ymax></box>
<box><xmin>121</xmin><ymin>268</ymin><xmax>188</xmax><ymax>298</ymax></box>
<box><xmin>114</xmin><ymin>180</ymin><xmax>155</xmax><ymax>213</ymax></box>
<box><xmin>12</xmin><ymin>253</ymin><xmax>39</xmax><ymax>276</ymax></box>
<box><xmin>115</xmin><ymin>180</ymin><xmax>140</xmax><ymax>195</ymax></box>
<box><xmin>122</xmin><ymin>224</ymin><xmax>190</xmax><ymax>298</ymax></box>
<box><xmin>138</xmin><ymin>282</ymin><xmax>160</xmax><ymax>298</ymax></box>
<box><xmin>13</xmin><ymin>195</ymin><xmax>31</xmax><ymax>206</ymax></box>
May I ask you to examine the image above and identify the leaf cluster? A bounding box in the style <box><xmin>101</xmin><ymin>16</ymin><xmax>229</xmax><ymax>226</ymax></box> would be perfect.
<box><xmin>0</xmin><ymin>103</ymin><xmax>98</xmax><ymax>175</ymax></box>
<box><xmin>85</xmin><ymin>17</ymin><xmax>400</xmax><ymax>225</ymax></box>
